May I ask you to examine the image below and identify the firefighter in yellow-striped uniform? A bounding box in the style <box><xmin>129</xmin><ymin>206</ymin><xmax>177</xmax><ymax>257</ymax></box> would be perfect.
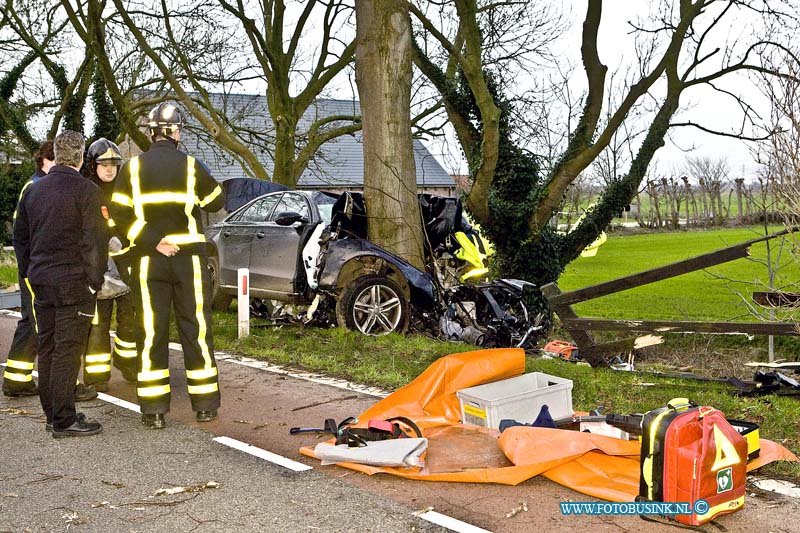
<box><xmin>110</xmin><ymin>102</ymin><xmax>224</xmax><ymax>429</ymax></box>
<box><xmin>82</xmin><ymin>138</ymin><xmax>138</xmax><ymax>391</ymax></box>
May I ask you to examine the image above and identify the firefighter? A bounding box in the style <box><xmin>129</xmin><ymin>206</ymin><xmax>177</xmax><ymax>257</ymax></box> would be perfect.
<box><xmin>80</xmin><ymin>138</ymin><xmax>138</xmax><ymax>391</ymax></box>
<box><xmin>2</xmin><ymin>141</ymin><xmax>54</xmax><ymax>397</ymax></box>
<box><xmin>110</xmin><ymin>102</ymin><xmax>225</xmax><ymax>429</ymax></box>
<box><xmin>13</xmin><ymin>130</ymin><xmax>107</xmax><ymax>438</ymax></box>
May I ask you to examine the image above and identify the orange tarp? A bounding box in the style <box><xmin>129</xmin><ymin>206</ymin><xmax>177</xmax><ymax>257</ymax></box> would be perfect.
<box><xmin>300</xmin><ymin>348</ymin><xmax>798</xmax><ymax>501</ymax></box>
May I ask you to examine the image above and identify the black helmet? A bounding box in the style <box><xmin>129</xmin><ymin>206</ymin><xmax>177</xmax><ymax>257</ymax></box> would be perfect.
<box><xmin>147</xmin><ymin>102</ymin><xmax>184</xmax><ymax>138</ymax></box>
<box><xmin>87</xmin><ymin>138</ymin><xmax>123</xmax><ymax>166</ymax></box>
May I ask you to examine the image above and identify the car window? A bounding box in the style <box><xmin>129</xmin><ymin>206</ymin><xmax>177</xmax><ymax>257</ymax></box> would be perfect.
<box><xmin>234</xmin><ymin>195</ymin><xmax>280</xmax><ymax>222</ymax></box>
<box><xmin>270</xmin><ymin>193</ymin><xmax>310</xmax><ymax>222</ymax></box>
<box><xmin>312</xmin><ymin>192</ymin><xmax>337</xmax><ymax>225</ymax></box>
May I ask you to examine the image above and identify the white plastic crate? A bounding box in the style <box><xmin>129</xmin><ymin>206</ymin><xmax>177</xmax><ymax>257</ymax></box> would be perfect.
<box><xmin>456</xmin><ymin>372</ymin><xmax>573</xmax><ymax>428</ymax></box>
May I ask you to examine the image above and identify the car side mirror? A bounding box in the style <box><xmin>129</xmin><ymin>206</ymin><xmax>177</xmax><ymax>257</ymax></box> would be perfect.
<box><xmin>274</xmin><ymin>211</ymin><xmax>308</xmax><ymax>226</ymax></box>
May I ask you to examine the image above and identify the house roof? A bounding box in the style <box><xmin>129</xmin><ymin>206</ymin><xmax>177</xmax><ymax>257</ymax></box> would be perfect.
<box><xmin>178</xmin><ymin>95</ymin><xmax>454</xmax><ymax>189</ymax></box>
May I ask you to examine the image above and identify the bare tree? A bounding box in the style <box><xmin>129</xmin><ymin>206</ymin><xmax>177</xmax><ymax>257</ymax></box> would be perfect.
<box><xmin>405</xmin><ymin>0</ymin><xmax>799</xmax><ymax>324</ymax></box>
<box><xmin>99</xmin><ymin>0</ymin><xmax>362</xmax><ymax>187</ymax></box>
<box><xmin>0</xmin><ymin>1</ymin><xmax>91</xmax><ymax>150</ymax></box>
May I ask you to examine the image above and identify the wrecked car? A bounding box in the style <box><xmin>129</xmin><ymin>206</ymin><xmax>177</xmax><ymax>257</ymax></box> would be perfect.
<box><xmin>205</xmin><ymin>179</ymin><xmax>539</xmax><ymax>347</ymax></box>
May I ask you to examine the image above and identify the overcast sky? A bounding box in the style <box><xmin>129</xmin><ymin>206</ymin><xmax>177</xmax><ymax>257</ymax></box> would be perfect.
<box><xmin>406</xmin><ymin>1</ymin><xmax>778</xmax><ymax>181</ymax></box>
<box><xmin>582</xmin><ymin>1</ymin><xmax>768</xmax><ymax>178</ymax></box>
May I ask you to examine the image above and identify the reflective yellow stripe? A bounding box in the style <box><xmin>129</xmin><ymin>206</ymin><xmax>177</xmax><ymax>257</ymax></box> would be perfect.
<box><xmin>139</xmin><ymin>192</ymin><xmax>190</xmax><ymax>204</ymax></box>
<box><xmin>114</xmin><ymin>348</ymin><xmax>137</xmax><ymax>359</ymax></box>
<box><xmin>24</xmin><ymin>278</ymin><xmax>37</xmax><ymax>334</ymax></box>
<box><xmin>127</xmin><ymin>219</ymin><xmax>145</xmax><ymax>242</ymax></box>
<box><xmin>111</xmin><ymin>192</ymin><xmax>133</xmax><ymax>207</ymax></box>
<box><xmin>127</xmin><ymin>157</ymin><xmax>147</xmax><ymax>244</ymax></box>
<box><xmin>187</xmin><ymin>383</ymin><xmax>218</xmax><ymax>395</ymax></box>
<box><xmin>186</xmin><ymin>367</ymin><xmax>218</xmax><ymax>380</ymax></box>
<box><xmin>138</xmin><ymin>369</ymin><xmax>169</xmax><ymax>381</ymax></box>
<box><xmin>137</xmin><ymin>384</ymin><xmax>170</xmax><ymax>397</ymax></box>
<box><xmin>197</xmin><ymin>185</ymin><xmax>222</xmax><ymax>208</ymax></box>
<box><xmin>111</xmin><ymin>244</ymin><xmax>134</xmax><ymax>257</ymax></box>
<box><xmin>185</xmin><ymin>156</ymin><xmax>198</xmax><ymax>235</ymax></box>
<box><xmin>3</xmin><ymin>371</ymin><xmax>33</xmax><ymax>382</ymax></box>
<box><xmin>114</xmin><ymin>338</ymin><xmax>137</xmax><ymax>348</ymax></box>
<box><xmin>108</xmin><ymin>219</ymin><xmax>116</xmax><ymax>228</ymax></box>
<box><xmin>694</xmin><ymin>496</ymin><xmax>744</xmax><ymax>521</ymax></box>
<box><xmin>164</xmin><ymin>233</ymin><xmax>206</xmax><ymax>245</ymax></box>
<box><xmin>92</xmin><ymin>304</ymin><xmax>100</xmax><ymax>325</ymax></box>
<box><xmin>192</xmin><ymin>255</ymin><xmax>212</xmax><ymax>368</ymax></box>
<box><xmin>13</xmin><ymin>179</ymin><xmax>34</xmax><ymax>220</ymax></box>
<box><xmin>85</xmin><ymin>353</ymin><xmax>111</xmax><ymax>363</ymax></box>
<box><xmin>139</xmin><ymin>257</ymin><xmax>155</xmax><ymax>374</ymax></box>
<box><xmin>6</xmin><ymin>359</ymin><xmax>35</xmax><ymax>370</ymax></box>
<box><xmin>85</xmin><ymin>364</ymin><xmax>112</xmax><ymax>374</ymax></box>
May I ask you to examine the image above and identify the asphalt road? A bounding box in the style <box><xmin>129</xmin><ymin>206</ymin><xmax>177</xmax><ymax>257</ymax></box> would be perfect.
<box><xmin>1</xmin><ymin>313</ymin><xmax>798</xmax><ymax>532</ymax></box>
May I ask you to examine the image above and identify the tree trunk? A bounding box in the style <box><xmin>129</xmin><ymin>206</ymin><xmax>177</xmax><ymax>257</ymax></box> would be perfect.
<box><xmin>735</xmin><ymin>178</ymin><xmax>745</xmax><ymax>224</ymax></box>
<box><xmin>267</xmin><ymin>90</ymin><xmax>300</xmax><ymax>186</ymax></box>
<box><xmin>699</xmin><ymin>178</ymin><xmax>710</xmax><ymax>225</ymax></box>
<box><xmin>681</xmin><ymin>175</ymin><xmax>693</xmax><ymax>225</ymax></box>
<box><xmin>355</xmin><ymin>0</ymin><xmax>424</xmax><ymax>269</ymax></box>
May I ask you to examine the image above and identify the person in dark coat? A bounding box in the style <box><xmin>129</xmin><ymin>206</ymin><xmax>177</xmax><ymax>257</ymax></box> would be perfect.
<box><xmin>2</xmin><ymin>140</ymin><xmax>54</xmax><ymax>397</ymax></box>
<box><xmin>13</xmin><ymin>130</ymin><xmax>108</xmax><ymax>438</ymax></box>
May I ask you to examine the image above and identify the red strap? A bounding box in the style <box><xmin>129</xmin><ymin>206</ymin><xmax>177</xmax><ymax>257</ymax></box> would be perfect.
<box><xmin>368</xmin><ymin>419</ymin><xmax>395</xmax><ymax>433</ymax></box>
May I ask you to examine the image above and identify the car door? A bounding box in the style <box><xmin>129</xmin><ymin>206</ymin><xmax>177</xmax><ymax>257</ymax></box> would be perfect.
<box><xmin>216</xmin><ymin>195</ymin><xmax>280</xmax><ymax>287</ymax></box>
<box><xmin>248</xmin><ymin>192</ymin><xmax>314</xmax><ymax>296</ymax></box>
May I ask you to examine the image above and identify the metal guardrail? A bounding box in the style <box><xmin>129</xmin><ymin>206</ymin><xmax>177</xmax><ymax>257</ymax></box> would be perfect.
<box><xmin>0</xmin><ymin>290</ymin><xmax>21</xmax><ymax>309</ymax></box>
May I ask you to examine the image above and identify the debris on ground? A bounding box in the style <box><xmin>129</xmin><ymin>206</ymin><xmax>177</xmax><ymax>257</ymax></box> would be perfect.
<box><xmin>505</xmin><ymin>500</ymin><xmax>528</xmax><ymax>518</ymax></box>
<box><xmin>154</xmin><ymin>481</ymin><xmax>220</xmax><ymax>496</ymax></box>
<box><xmin>0</xmin><ymin>408</ymin><xmax>33</xmax><ymax>416</ymax></box>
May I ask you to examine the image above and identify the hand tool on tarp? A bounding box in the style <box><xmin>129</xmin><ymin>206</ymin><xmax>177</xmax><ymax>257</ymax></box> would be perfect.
<box><xmin>554</xmin><ymin>413</ymin><xmax>645</xmax><ymax>435</ymax></box>
<box><xmin>289</xmin><ymin>416</ymin><xmax>357</xmax><ymax>436</ymax></box>
<box><xmin>290</xmin><ymin>416</ymin><xmax>423</xmax><ymax>447</ymax></box>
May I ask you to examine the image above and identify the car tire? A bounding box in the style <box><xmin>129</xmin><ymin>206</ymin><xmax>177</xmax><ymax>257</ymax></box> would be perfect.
<box><xmin>336</xmin><ymin>275</ymin><xmax>408</xmax><ymax>336</ymax></box>
<box><xmin>207</xmin><ymin>256</ymin><xmax>233</xmax><ymax>311</ymax></box>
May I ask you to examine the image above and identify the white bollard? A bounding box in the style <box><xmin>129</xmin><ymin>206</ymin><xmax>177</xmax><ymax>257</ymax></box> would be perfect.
<box><xmin>238</xmin><ymin>267</ymin><xmax>250</xmax><ymax>338</ymax></box>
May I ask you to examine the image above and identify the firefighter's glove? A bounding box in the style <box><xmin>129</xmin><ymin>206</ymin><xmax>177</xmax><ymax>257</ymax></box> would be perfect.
<box><xmin>109</xmin><ymin>237</ymin><xmax>122</xmax><ymax>253</ymax></box>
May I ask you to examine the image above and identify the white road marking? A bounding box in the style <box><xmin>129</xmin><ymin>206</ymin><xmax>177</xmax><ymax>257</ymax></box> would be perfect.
<box><xmin>752</xmin><ymin>477</ymin><xmax>800</xmax><ymax>498</ymax></box>
<box><xmin>213</xmin><ymin>436</ymin><xmax>313</xmax><ymax>472</ymax></box>
<box><xmin>214</xmin><ymin>352</ymin><xmax>390</xmax><ymax>398</ymax></box>
<box><xmin>97</xmin><ymin>392</ymin><xmax>141</xmax><ymax>413</ymax></box>
<box><xmin>418</xmin><ymin>511</ymin><xmax>493</xmax><ymax>533</ymax></box>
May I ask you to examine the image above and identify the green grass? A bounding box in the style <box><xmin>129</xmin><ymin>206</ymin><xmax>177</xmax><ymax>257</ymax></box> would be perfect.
<box><xmin>211</xmin><ymin>312</ymin><xmax>462</xmax><ymax>388</ymax></box>
<box><xmin>0</xmin><ymin>251</ymin><xmax>17</xmax><ymax>289</ymax></box>
<box><xmin>557</xmin><ymin>226</ymin><xmax>800</xmax><ymax>321</ymax></box>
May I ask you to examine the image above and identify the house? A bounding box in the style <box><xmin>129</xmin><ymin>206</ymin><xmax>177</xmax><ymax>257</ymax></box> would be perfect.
<box><xmin>129</xmin><ymin>95</ymin><xmax>455</xmax><ymax>197</ymax></box>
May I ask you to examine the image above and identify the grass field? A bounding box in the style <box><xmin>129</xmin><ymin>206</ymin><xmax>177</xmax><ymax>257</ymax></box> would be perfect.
<box><xmin>557</xmin><ymin>226</ymin><xmax>799</xmax><ymax>321</ymax></box>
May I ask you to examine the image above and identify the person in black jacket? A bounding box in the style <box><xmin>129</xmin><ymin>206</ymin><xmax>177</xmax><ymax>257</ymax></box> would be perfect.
<box><xmin>13</xmin><ymin>130</ymin><xmax>108</xmax><ymax>438</ymax></box>
<box><xmin>2</xmin><ymin>141</ymin><xmax>54</xmax><ymax>397</ymax></box>
<box><xmin>80</xmin><ymin>138</ymin><xmax>138</xmax><ymax>390</ymax></box>
<box><xmin>110</xmin><ymin>102</ymin><xmax>224</xmax><ymax>429</ymax></box>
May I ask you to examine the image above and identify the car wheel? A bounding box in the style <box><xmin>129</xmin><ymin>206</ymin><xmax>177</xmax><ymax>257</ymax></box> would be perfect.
<box><xmin>207</xmin><ymin>256</ymin><xmax>233</xmax><ymax>311</ymax></box>
<box><xmin>336</xmin><ymin>275</ymin><xmax>408</xmax><ymax>336</ymax></box>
